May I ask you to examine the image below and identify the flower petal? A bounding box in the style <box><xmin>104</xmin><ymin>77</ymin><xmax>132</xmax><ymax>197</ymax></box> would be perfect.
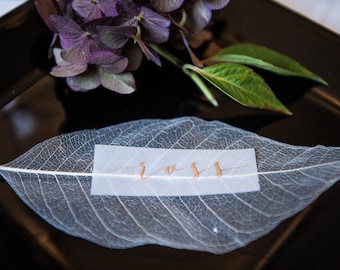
<box><xmin>122</xmin><ymin>42</ymin><xmax>143</xmax><ymax>71</ymax></box>
<box><xmin>98</xmin><ymin>0</ymin><xmax>119</xmax><ymax>17</ymax></box>
<box><xmin>52</xmin><ymin>48</ymin><xmax>68</xmax><ymax>66</ymax></box>
<box><xmin>139</xmin><ymin>6</ymin><xmax>171</xmax><ymax>43</ymax></box>
<box><xmin>61</xmin><ymin>38</ymin><xmax>91</xmax><ymax>64</ymax></box>
<box><xmin>50</xmin><ymin>63</ymin><xmax>88</xmax><ymax>77</ymax></box>
<box><xmin>99</xmin><ymin>70</ymin><xmax>136</xmax><ymax>94</ymax></box>
<box><xmin>116</xmin><ymin>0</ymin><xmax>140</xmax><ymax>17</ymax></box>
<box><xmin>140</xmin><ymin>6</ymin><xmax>171</xmax><ymax>28</ymax></box>
<box><xmin>150</xmin><ymin>0</ymin><xmax>184</xmax><ymax>13</ymax></box>
<box><xmin>204</xmin><ymin>0</ymin><xmax>230</xmax><ymax>10</ymax></box>
<box><xmin>97</xmin><ymin>25</ymin><xmax>135</xmax><ymax>49</ymax></box>
<box><xmin>66</xmin><ymin>67</ymin><xmax>101</xmax><ymax>91</ymax></box>
<box><xmin>101</xmin><ymin>58</ymin><xmax>129</xmax><ymax>74</ymax></box>
<box><xmin>49</xmin><ymin>15</ymin><xmax>83</xmax><ymax>39</ymax></box>
<box><xmin>72</xmin><ymin>0</ymin><xmax>102</xmax><ymax>19</ymax></box>
<box><xmin>51</xmin><ymin>47</ymin><xmax>88</xmax><ymax>76</ymax></box>
<box><xmin>184</xmin><ymin>1</ymin><xmax>212</xmax><ymax>33</ymax></box>
<box><xmin>89</xmin><ymin>51</ymin><xmax>124</xmax><ymax>65</ymax></box>
<box><xmin>89</xmin><ymin>51</ymin><xmax>128</xmax><ymax>73</ymax></box>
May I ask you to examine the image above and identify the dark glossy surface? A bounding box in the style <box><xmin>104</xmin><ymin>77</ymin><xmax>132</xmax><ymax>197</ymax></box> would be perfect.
<box><xmin>0</xmin><ymin>0</ymin><xmax>339</xmax><ymax>269</ymax></box>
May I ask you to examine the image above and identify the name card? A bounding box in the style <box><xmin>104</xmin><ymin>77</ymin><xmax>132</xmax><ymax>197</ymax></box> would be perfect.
<box><xmin>91</xmin><ymin>145</ymin><xmax>260</xmax><ymax>196</ymax></box>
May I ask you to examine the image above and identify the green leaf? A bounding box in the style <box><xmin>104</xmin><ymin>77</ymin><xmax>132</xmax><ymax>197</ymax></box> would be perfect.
<box><xmin>184</xmin><ymin>63</ymin><xmax>292</xmax><ymax>115</ymax></box>
<box><xmin>207</xmin><ymin>43</ymin><xmax>327</xmax><ymax>85</ymax></box>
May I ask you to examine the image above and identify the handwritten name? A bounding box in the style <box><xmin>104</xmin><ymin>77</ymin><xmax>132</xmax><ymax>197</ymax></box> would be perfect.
<box><xmin>108</xmin><ymin>161</ymin><xmax>248</xmax><ymax>180</ymax></box>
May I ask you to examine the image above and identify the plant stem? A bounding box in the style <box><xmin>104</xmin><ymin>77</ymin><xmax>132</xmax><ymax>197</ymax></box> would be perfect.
<box><xmin>150</xmin><ymin>43</ymin><xmax>218</xmax><ymax>107</ymax></box>
<box><xmin>150</xmin><ymin>43</ymin><xmax>183</xmax><ymax>69</ymax></box>
<box><xmin>186</xmin><ymin>70</ymin><xmax>218</xmax><ymax>107</ymax></box>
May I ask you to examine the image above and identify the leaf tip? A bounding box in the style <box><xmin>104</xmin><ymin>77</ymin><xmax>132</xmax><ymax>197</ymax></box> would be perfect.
<box><xmin>316</xmin><ymin>77</ymin><xmax>329</xmax><ymax>86</ymax></box>
<box><xmin>283</xmin><ymin>108</ymin><xmax>293</xmax><ymax>116</ymax></box>
<box><xmin>273</xmin><ymin>103</ymin><xmax>293</xmax><ymax>116</ymax></box>
<box><xmin>211</xmin><ymin>99</ymin><xmax>219</xmax><ymax>107</ymax></box>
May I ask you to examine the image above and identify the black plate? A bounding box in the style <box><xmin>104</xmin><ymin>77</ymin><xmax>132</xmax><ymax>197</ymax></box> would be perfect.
<box><xmin>0</xmin><ymin>0</ymin><xmax>339</xmax><ymax>269</ymax></box>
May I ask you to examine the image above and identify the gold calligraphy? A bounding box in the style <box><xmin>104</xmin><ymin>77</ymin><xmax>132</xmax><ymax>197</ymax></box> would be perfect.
<box><xmin>133</xmin><ymin>161</ymin><xmax>247</xmax><ymax>180</ymax></box>
<box><xmin>214</xmin><ymin>162</ymin><xmax>223</xmax><ymax>177</ymax></box>
<box><xmin>165</xmin><ymin>165</ymin><xmax>177</xmax><ymax>175</ymax></box>
<box><xmin>139</xmin><ymin>162</ymin><xmax>146</xmax><ymax>180</ymax></box>
<box><xmin>191</xmin><ymin>162</ymin><xmax>200</xmax><ymax>179</ymax></box>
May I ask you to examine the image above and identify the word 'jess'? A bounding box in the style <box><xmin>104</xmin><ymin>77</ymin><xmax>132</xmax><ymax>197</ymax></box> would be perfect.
<box><xmin>138</xmin><ymin>161</ymin><xmax>245</xmax><ymax>180</ymax></box>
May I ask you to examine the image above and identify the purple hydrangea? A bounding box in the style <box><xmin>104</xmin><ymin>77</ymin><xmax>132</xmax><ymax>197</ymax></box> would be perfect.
<box><xmin>34</xmin><ymin>0</ymin><xmax>230</xmax><ymax>92</ymax></box>
<box><xmin>97</xmin><ymin>0</ymin><xmax>171</xmax><ymax>66</ymax></box>
<box><xmin>51</xmin><ymin>48</ymin><xmax>134</xmax><ymax>93</ymax></box>
<box><xmin>49</xmin><ymin>15</ymin><xmax>115</xmax><ymax>64</ymax></box>
<box><xmin>49</xmin><ymin>14</ymin><xmax>132</xmax><ymax>92</ymax></box>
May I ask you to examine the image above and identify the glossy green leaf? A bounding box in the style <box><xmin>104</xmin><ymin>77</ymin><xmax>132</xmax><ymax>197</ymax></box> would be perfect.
<box><xmin>207</xmin><ymin>43</ymin><xmax>327</xmax><ymax>85</ymax></box>
<box><xmin>185</xmin><ymin>63</ymin><xmax>292</xmax><ymax>115</ymax></box>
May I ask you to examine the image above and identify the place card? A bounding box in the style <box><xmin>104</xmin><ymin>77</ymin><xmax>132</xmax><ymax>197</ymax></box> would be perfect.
<box><xmin>91</xmin><ymin>145</ymin><xmax>260</xmax><ymax>196</ymax></box>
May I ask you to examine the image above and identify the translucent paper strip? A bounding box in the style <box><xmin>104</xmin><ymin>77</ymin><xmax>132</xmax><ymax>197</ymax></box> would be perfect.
<box><xmin>91</xmin><ymin>145</ymin><xmax>260</xmax><ymax>196</ymax></box>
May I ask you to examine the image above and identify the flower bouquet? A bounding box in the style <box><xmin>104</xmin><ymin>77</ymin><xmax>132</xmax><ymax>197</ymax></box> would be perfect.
<box><xmin>34</xmin><ymin>0</ymin><xmax>326</xmax><ymax>116</ymax></box>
